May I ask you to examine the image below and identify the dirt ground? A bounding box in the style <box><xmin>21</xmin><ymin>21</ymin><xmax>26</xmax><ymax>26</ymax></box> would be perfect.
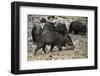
<box><xmin>27</xmin><ymin>34</ymin><xmax>88</xmax><ymax>61</ymax></box>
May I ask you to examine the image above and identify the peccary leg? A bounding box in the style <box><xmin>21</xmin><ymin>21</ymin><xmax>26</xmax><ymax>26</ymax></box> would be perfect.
<box><xmin>50</xmin><ymin>44</ymin><xmax>54</xmax><ymax>52</ymax></box>
<box><xmin>42</xmin><ymin>45</ymin><xmax>46</xmax><ymax>54</ymax></box>
<box><xmin>57</xmin><ymin>45</ymin><xmax>62</xmax><ymax>51</ymax></box>
<box><xmin>34</xmin><ymin>43</ymin><xmax>42</xmax><ymax>55</ymax></box>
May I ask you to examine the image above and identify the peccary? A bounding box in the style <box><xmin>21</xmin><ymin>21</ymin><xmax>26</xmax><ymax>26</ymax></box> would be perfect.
<box><xmin>55</xmin><ymin>23</ymin><xmax>67</xmax><ymax>35</ymax></box>
<box><xmin>34</xmin><ymin>30</ymin><xmax>74</xmax><ymax>55</ymax></box>
<box><xmin>31</xmin><ymin>23</ymin><xmax>43</xmax><ymax>43</ymax></box>
<box><xmin>69</xmin><ymin>21</ymin><xmax>87</xmax><ymax>34</ymax></box>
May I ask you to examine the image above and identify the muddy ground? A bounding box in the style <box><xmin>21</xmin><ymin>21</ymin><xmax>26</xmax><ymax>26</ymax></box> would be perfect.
<box><xmin>27</xmin><ymin>34</ymin><xmax>88</xmax><ymax>61</ymax></box>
